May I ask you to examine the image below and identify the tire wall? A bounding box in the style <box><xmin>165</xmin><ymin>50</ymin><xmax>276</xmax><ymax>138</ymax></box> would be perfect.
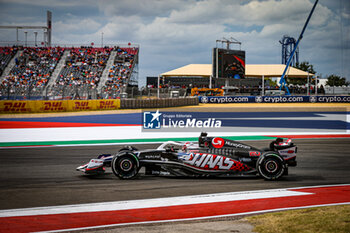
<box><xmin>120</xmin><ymin>97</ymin><xmax>199</xmax><ymax>109</ymax></box>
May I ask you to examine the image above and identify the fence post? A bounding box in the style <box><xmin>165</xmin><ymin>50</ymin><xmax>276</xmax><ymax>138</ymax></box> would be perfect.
<box><xmin>157</xmin><ymin>75</ymin><xmax>160</xmax><ymax>98</ymax></box>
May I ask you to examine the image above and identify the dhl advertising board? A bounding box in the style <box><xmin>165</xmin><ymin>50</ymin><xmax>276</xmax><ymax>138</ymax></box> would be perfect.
<box><xmin>96</xmin><ymin>100</ymin><xmax>120</xmax><ymax>110</ymax></box>
<box><xmin>0</xmin><ymin>100</ymin><xmax>120</xmax><ymax>113</ymax></box>
<box><xmin>68</xmin><ymin>100</ymin><xmax>96</xmax><ymax>111</ymax></box>
<box><xmin>0</xmin><ymin>101</ymin><xmax>36</xmax><ymax>113</ymax></box>
<box><xmin>39</xmin><ymin>100</ymin><xmax>68</xmax><ymax>112</ymax></box>
<box><xmin>67</xmin><ymin>100</ymin><xmax>120</xmax><ymax>111</ymax></box>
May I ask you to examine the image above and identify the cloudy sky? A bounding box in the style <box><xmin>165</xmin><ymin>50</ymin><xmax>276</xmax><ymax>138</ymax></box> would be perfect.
<box><xmin>0</xmin><ymin>0</ymin><xmax>349</xmax><ymax>86</ymax></box>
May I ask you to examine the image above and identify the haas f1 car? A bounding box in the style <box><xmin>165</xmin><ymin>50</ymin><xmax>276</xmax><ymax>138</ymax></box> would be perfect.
<box><xmin>77</xmin><ymin>133</ymin><xmax>297</xmax><ymax>180</ymax></box>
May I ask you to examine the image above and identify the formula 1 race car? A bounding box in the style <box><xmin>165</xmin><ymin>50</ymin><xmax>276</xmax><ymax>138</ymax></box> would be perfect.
<box><xmin>77</xmin><ymin>133</ymin><xmax>297</xmax><ymax>180</ymax></box>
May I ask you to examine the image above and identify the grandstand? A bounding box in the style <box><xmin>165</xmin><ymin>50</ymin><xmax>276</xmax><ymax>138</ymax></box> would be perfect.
<box><xmin>7</xmin><ymin>47</ymin><xmax>64</xmax><ymax>88</ymax></box>
<box><xmin>55</xmin><ymin>47</ymin><xmax>112</xmax><ymax>87</ymax></box>
<box><xmin>0</xmin><ymin>46</ymin><xmax>139</xmax><ymax>100</ymax></box>
<box><xmin>101</xmin><ymin>47</ymin><xmax>138</xmax><ymax>98</ymax></box>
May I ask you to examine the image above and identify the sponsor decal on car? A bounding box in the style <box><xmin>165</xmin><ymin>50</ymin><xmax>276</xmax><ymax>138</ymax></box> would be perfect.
<box><xmin>212</xmin><ymin>137</ymin><xmax>225</xmax><ymax>148</ymax></box>
<box><xmin>249</xmin><ymin>151</ymin><xmax>261</xmax><ymax>157</ymax></box>
<box><xmin>278</xmin><ymin>146</ymin><xmax>297</xmax><ymax>156</ymax></box>
<box><xmin>181</xmin><ymin>153</ymin><xmax>250</xmax><ymax>171</ymax></box>
<box><xmin>211</xmin><ymin>138</ymin><xmax>251</xmax><ymax>149</ymax></box>
<box><xmin>144</xmin><ymin>154</ymin><xmax>161</xmax><ymax>159</ymax></box>
<box><xmin>224</xmin><ymin>141</ymin><xmax>251</xmax><ymax>149</ymax></box>
<box><xmin>86</xmin><ymin>159</ymin><xmax>104</xmax><ymax>170</ymax></box>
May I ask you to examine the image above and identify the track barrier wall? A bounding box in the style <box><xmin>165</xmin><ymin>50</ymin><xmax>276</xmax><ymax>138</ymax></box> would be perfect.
<box><xmin>199</xmin><ymin>96</ymin><xmax>350</xmax><ymax>103</ymax></box>
<box><xmin>2</xmin><ymin>95</ymin><xmax>348</xmax><ymax>113</ymax></box>
<box><xmin>0</xmin><ymin>97</ymin><xmax>199</xmax><ymax>113</ymax></box>
<box><xmin>0</xmin><ymin>99</ymin><xmax>121</xmax><ymax>113</ymax></box>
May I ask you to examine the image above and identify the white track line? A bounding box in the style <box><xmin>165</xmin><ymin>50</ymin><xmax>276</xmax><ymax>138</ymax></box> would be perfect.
<box><xmin>1</xmin><ymin>126</ymin><xmax>348</xmax><ymax>143</ymax></box>
<box><xmin>36</xmin><ymin>202</ymin><xmax>350</xmax><ymax>233</ymax></box>
<box><xmin>0</xmin><ymin>188</ymin><xmax>311</xmax><ymax>218</ymax></box>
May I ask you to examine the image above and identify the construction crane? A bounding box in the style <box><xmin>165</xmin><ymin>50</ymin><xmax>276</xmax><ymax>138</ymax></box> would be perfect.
<box><xmin>216</xmin><ymin>37</ymin><xmax>242</xmax><ymax>50</ymax></box>
<box><xmin>279</xmin><ymin>0</ymin><xmax>318</xmax><ymax>95</ymax></box>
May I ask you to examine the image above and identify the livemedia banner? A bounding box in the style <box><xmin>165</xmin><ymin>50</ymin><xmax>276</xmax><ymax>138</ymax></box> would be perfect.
<box><xmin>141</xmin><ymin>109</ymin><xmax>348</xmax><ymax>133</ymax></box>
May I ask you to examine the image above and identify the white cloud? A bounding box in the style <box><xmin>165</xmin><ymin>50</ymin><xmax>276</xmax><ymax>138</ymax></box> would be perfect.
<box><xmin>55</xmin><ymin>19</ymin><xmax>101</xmax><ymax>34</ymax></box>
<box><xmin>97</xmin><ymin>0</ymin><xmax>193</xmax><ymax>17</ymax></box>
<box><xmin>94</xmin><ymin>15</ymin><xmax>142</xmax><ymax>42</ymax></box>
<box><xmin>0</xmin><ymin>0</ymin><xmax>96</xmax><ymax>7</ymax></box>
<box><xmin>58</xmin><ymin>0</ymin><xmax>350</xmax><ymax>81</ymax></box>
<box><xmin>168</xmin><ymin>0</ymin><xmax>236</xmax><ymax>24</ymax></box>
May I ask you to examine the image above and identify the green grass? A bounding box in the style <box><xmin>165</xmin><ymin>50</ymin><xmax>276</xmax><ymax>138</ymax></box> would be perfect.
<box><xmin>247</xmin><ymin>205</ymin><xmax>350</xmax><ymax>233</ymax></box>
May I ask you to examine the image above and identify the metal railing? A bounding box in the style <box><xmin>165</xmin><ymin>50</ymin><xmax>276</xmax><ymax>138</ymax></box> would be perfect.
<box><xmin>0</xmin><ymin>85</ymin><xmax>101</xmax><ymax>100</ymax></box>
<box><xmin>0</xmin><ymin>85</ymin><xmax>45</xmax><ymax>100</ymax></box>
<box><xmin>1</xmin><ymin>85</ymin><xmax>348</xmax><ymax>100</ymax></box>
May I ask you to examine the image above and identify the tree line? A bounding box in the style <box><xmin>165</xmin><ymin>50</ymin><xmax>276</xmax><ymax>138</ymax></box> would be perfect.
<box><xmin>286</xmin><ymin>61</ymin><xmax>349</xmax><ymax>86</ymax></box>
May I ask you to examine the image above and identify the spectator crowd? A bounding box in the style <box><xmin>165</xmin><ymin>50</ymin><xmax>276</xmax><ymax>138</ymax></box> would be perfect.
<box><xmin>102</xmin><ymin>47</ymin><xmax>137</xmax><ymax>96</ymax></box>
<box><xmin>0</xmin><ymin>46</ymin><xmax>138</xmax><ymax>98</ymax></box>
<box><xmin>55</xmin><ymin>47</ymin><xmax>112</xmax><ymax>87</ymax></box>
<box><xmin>0</xmin><ymin>46</ymin><xmax>19</xmax><ymax>76</ymax></box>
<box><xmin>1</xmin><ymin>47</ymin><xmax>64</xmax><ymax>89</ymax></box>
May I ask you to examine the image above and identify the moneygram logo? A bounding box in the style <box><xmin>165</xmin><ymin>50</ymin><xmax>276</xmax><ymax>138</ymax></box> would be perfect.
<box><xmin>143</xmin><ymin>110</ymin><xmax>162</xmax><ymax>129</ymax></box>
<box><xmin>212</xmin><ymin>137</ymin><xmax>225</xmax><ymax>148</ymax></box>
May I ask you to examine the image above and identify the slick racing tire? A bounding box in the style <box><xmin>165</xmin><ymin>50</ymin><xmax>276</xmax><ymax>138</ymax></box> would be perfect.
<box><xmin>257</xmin><ymin>152</ymin><xmax>286</xmax><ymax>180</ymax></box>
<box><xmin>111</xmin><ymin>153</ymin><xmax>139</xmax><ymax>179</ymax></box>
<box><xmin>118</xmin><ymin>146</ymin><xmax>138</xmax><ymax>152</ymax></box>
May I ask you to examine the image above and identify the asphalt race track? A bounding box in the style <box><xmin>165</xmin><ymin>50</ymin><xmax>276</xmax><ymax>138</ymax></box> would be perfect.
<box><xmin>0</xmin><ymin>138</ymin><xmax>350</xmax><ymax>211</ymax></box>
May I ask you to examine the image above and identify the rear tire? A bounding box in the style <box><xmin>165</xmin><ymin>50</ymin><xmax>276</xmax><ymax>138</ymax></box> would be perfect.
<box><xmin>111</xmin><ymin>153</ymin><xmax>139</xmax><ymax>179</ymax></box>
<box><xmin>257</xmin><ymin>152</ymin><xmax>286</xmax><ymax>180</ymax></box>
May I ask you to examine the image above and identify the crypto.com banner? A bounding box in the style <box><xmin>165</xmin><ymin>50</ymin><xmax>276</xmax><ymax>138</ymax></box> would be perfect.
<box><xmin>199</xmin><ymin>96</ymin><xmax>350</xmax><ymax>103</ymax></box>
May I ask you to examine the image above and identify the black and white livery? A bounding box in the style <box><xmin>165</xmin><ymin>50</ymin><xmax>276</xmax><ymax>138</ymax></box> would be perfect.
<box><xmin>77</xmin><ymin>133</ymin><xmax>297</xmax><ymax>180</ymax></box>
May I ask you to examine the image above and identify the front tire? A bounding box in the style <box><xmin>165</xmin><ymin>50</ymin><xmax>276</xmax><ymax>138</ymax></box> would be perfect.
<box><xmin>257</xmin><ymin>152</ymin><xmax>286</xmax><ymax>180</ymax></box>
<box><xmin>118</xmin><ymin>146</ymin><xmax>138</xmax><ymax>152</ymax></box>
<box><xmin>111</xmin><ymin>153</ymin><xmax>139</xmax><ymax>179</ymax></box>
